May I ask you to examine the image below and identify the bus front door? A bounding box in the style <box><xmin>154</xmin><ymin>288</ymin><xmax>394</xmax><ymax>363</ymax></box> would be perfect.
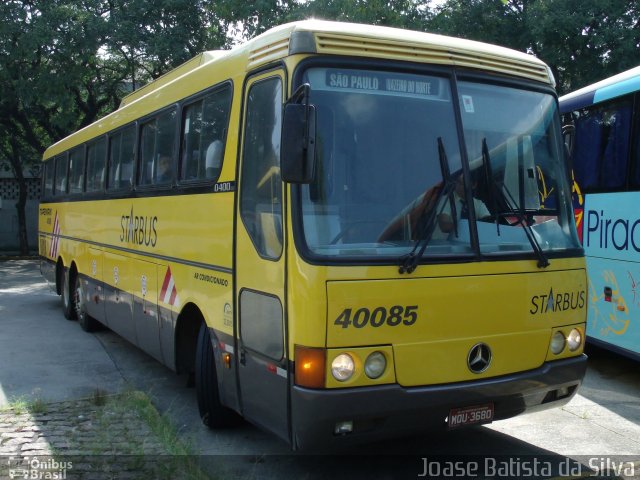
<box><xmin>235</xmin><ymin>71</ymin><xmax>289</xmax><ymax>442</ymax></box>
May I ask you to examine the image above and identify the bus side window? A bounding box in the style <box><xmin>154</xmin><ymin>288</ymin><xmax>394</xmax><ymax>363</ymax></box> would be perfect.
<box><xmin>180</xmin><ymin>86</ymin><xmax>231</xmax><ymax>183</ymax></box>
<box><xmin>201</xmin><ymin>88</ymin><xmax>231</xmax><ymax>181</ymax></box>
<box><xmin>140</xmin><ymin>121</ymin><xmax>157</xmax><ymax>186</ymax></box>
<box><xmin>54</xmin><ymin>153</ymin><xmax>69</xmax><ymax>196</ymax></box>
<box><xmin>181</xmin><ymin>100</ymin><xmax>203</xmax><ymax>180</ymax></box>
<box><xmin>120</xmin><ymin>127</ymin><xmax>135</xmax><ymax>188</ymax></box>
<box><xmin>562</xmin><ymin>122</ymin><xmax>575</xmax><ymax>159</ymax></box>
<box><xmin>86</xmin><ymin>138</ymin><xmax>106</xmax><ymax>193</ymax></box>
<box><xmin>68</xmin><ymin>147</ymin><xmax>85</xmax><ymax>195</ymax></box>
<box><xmin>108</xmin><ymin>125</ymin><xmax>135</xmax><ymax>191</ymax></box>
<box><xmin>140</xmin><ymin>109</ymin><xmax>176</xmax><ymax>186</ymax></box>
<box><xmin>573</xmin><ymin>99</ymin><xmax>632</xmax><ymax>190</ymax></box>
<box><xmin>634</xmin><ymin>115</ymin><xmax>640</xmax><ymax>187</ymax></box>
<box><xmin>43</xmin><ymin>160</ymin><xmax>55</xmax><ymax>199</ymax></box>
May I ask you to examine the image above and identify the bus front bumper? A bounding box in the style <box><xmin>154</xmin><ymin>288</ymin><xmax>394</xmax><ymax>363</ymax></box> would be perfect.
<box><xmin>290</xmin><ymin>354</ymin><xmax>587</xmax><ymax>450</ymax></box>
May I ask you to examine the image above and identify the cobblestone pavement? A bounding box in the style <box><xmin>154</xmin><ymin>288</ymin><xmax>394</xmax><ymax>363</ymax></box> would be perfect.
<box><xmin>0</xmin><ymin>393</ymin><xmax>203</xmax><ymax>480</ymax></box>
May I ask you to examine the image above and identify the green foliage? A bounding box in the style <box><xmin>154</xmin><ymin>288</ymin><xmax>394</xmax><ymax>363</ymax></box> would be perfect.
<box><xmin>0</xmin><ymin>0</ymin><xmax>638</xmax><ymax>254</ymax></box>
<box><xmin>526</xmin><ymin>0</ymin><xmax>640</xmax><ymax>93</ymax></box>
<box><xmin>0</xmin><ymin>0</ymin><xmax>228</xmax><ymax>154</ymax></box>
<box><xmin>430</xmin><ymin>0</ymin><xmax>525</xmax><ymax>49</ymax></box>
<box><xmin>288</xmin><ymin>0</ymin><xmax>430</xmax><ymax>29</ymax></box>
<box><xmin>0</xmin><ymin>0</ymin><xmax>229</xmax><ymax>254</ymax></box>
<box><xmin>429</xmin><ymin>0</ymin><xmax>640</xmax><ymax>94</ymax></box>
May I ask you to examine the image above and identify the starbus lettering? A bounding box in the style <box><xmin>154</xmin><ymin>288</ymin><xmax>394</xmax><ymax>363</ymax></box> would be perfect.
<box><xmin>120</xmin><ymin>207</ymin><xmax>158</xmax><ymax>247</ymax></box>
<box><xmin>586</xmin><ymin>209</ymin><xmax>640</xmax><ymax>252</ymax></box>
<box><xmin>530</xmin><ymin>288</ymin><xmax>585</xmax><ymax>314</ymax></box>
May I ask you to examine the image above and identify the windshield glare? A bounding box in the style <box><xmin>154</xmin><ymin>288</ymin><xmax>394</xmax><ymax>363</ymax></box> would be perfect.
<box><xmin>298</xmin><ymin>67</ymin><xmax>580</xmax><ymax>260</ymax></box>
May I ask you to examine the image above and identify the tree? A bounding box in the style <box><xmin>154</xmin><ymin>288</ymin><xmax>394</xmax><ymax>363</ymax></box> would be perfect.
<box><xmin>430</xmin><ymin>0</ymin><xmax>640</xmax><ymax>94</ymax></box>
<box><xmin>430</xmin><ymin>0</ymin><xmax>525</xmax><ymax>48</ymax></box>
<box><xmin>526</xmin><ymin>0</ymin><xmax>640</xmax><ymax>93</ymax></box>
<box><xmin>0</xmin><ymin>0</ymin><xmax>119</xmax><ymax>254</ymax></box>
<box><xmin>108</xmin><ymin>0</ymin><xmax>227</xmax><ymax>88</ymax></box>
<box><xmin>208</xmin><ymin>0</ymin><xmax>298</xmax><ymax>43</ymax></box>
<box><xmin>287</xmin><ymin>0</ymin><xmax>430</xmax><ymax>29</ymax></box>
<box><xmin>0</xmin><ymin>0</ymin><xmax>227</xmax><ymax>254</ymax></box>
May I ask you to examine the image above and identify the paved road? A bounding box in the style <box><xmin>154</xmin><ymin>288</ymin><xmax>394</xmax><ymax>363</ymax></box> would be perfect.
<box><xmin>0</xmin><ymin>260</ymin><xmax>125</xmax><ymax>404</ymax></box>
<box><xmin>1</xmin><ymin>260</ymin><xmax>639</xmax><ymax>479</ymax></box>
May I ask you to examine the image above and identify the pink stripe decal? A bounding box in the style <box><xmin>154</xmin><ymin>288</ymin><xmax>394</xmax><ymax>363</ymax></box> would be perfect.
<box><xmin>160</xmin><ymin>267</ymin><xmax>172</xmax><ymax>300</ymax></box>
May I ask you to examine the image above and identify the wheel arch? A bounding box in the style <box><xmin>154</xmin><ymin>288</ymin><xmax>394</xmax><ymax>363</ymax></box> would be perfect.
<box><xmin>175</xmin><ymin>302</ymin><xmax>210</xmax><ymax>375</ymax></box>
<box><xmin>54</xmin><ymin>256</ymin><xmax>68</xmax><ymax>295</ymax></box>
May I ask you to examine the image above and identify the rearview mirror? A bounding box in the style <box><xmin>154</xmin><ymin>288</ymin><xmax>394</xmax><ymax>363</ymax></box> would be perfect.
<box><xmin>281</xmin><ymin>99</ymin><xmax>316</xmax><ymax>184</ymax></box>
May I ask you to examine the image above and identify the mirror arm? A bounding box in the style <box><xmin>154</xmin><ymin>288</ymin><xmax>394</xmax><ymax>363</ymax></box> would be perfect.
<box><xmin>288</xmin><ymin>83</ymin><xmax>311</xmax><ymax>106</ymax></box>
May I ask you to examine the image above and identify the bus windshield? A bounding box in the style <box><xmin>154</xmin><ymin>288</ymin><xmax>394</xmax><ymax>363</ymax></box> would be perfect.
<box><xmin>298</xmin><ymin>67</ymin><xmax>580</xmax><ymax>261</ymax></box>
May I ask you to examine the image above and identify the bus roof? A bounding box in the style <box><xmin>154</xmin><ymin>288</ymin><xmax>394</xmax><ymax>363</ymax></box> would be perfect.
<box><xmin>44</xmin><ymin>19</ymin><xmax>554</xmax><ymax>160</ymax></box>
<box><xmin>559</xmin><ymin>65</ymin><xmax>640</xmax><ymax>114</ymax></box>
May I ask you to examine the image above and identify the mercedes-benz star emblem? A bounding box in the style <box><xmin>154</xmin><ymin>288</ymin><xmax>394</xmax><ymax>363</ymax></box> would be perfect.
<box><xmin>467</xmin><ymin>343</ymin><xmax>492</xmax><ymax>373</ymax></box>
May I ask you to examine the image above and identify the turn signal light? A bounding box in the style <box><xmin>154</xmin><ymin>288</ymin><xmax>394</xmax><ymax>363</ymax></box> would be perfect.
<box><xmin>294</xmin><ymin>345</ymin><xmax>326</xmax><ymax>388</ymax></box>
<box><xmin>222</xmin><ymin>353</ymin><xmax>231</xmax><ymax>369</ymax></box>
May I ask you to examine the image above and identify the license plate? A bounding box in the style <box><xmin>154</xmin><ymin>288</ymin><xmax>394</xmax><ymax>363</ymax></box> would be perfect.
<box><xmin>448</xmin><ymin>403</ymin><xmax>494</xmax><ymax>429</ymax></box>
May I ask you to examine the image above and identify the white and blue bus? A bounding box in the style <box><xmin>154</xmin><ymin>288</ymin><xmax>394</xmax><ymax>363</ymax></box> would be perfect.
<box><xmin>560</xmin><ymin>66</ymin><xmax>640</xmax><ymax>360</ymax></box>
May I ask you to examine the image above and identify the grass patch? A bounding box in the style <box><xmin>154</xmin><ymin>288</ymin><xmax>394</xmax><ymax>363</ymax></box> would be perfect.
<box><xmin>1</xmin><ymin>395</ymin><xmax>49</xmax><ymax>415</ymax></box>
<box><xmin>91</xmin><ymin>387</ymin><xmax>108</xmax><ymax>407</ymax></box>
<box><xmin>85</xmin><ymin>390</ymin><xmax>209</xmax><ymax>479</ymax></box>
<box><xmin>28</xmin><ymin>397</ymin><xmax>48</xmax><ymax>414</ymax></box>
<box><xmin>1</xmin><ymin>391</ymin><xmax>210</xmax><ymax>479</ymax></box>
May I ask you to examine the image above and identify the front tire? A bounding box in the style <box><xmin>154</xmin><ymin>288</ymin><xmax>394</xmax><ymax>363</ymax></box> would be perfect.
<box><xmin>195</xmin><ymin>322</ymin><xmax>239</xmax><ymax>428</ymax></box>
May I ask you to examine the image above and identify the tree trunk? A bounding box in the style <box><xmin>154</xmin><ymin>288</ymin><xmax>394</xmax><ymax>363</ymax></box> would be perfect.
<box><xmin>7</xmin><ymin>140</ymin><xmax>31</xmax><ymax>256</ymax></box>
<box><xmin>15</xmin><ymin>173</ymin><xmax>30</xmax><ymax>256</ymax></box>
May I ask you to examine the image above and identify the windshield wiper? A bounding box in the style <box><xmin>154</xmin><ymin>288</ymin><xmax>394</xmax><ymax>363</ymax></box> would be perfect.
<box><xmin>399</xmin><ymin>137</ymin><xmax>457</xmax><ymax>274</ymax></box>
<box><xmin>482</xmin><ymin>138</ymin><xmax>550</xmax><ymax>269</ymax></box>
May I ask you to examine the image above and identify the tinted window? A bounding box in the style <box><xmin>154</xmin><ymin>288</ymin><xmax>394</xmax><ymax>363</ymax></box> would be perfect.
<box><xmin>54</xmin><ymin>154</ymin><xmax>68</xmax><ymax>196</ymax></box>
<box><xmin>572</xmin><ymin>98</ymin><xmax>632</xmax><ymax>191</ymax></box>
<box><xmin>181</xmin><ymin>87</ymin><xmax>231</xmax><ymax>183</ymax></box>
<box><xmin>86</xmin><ymin>138</ymin><xmax>106</xmax><ymax>193</ymax></box>
<box><xmin>68</xmin><ymin>147</ymin><xmax>85</xmax><ymax>194</ymax></box>
<box><xmin>139</xmin><ymin>109</ymin><xmax>177</xmax><ymax>186</ymax></box>
<box><xmin>240</xmin><ymin>77</ymin><xmax>283</xmax><ymax>259</ymax></box>
<box><xmin>107</xmin><ymin>126</ymin><xmax>135</xmax><ymax>191</ymax></box>
<box><xmin>44</xmin><ymin>160</ymin><xmax>54</xmax><ymax>198</ymax></box>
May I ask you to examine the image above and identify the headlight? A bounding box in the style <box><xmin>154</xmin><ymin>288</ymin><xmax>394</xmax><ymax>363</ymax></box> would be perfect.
<box><xmin>567</xmin><ymin>329</ymin><xmax>582</xmax><ymax>351</ymax></box>
<box><xmin>331</xmin><ymin>353</ymin><xmax>355</xmax><ymax>381</ymax></box>
<box><xmin>550</xmin><ymin>331</ymin><xmax>565</xmax><ymax>354</ymax></box>
<box><xmin>364</xmin><ymin>351</ymin><xmax>386</xmax><ymax>379</ymax></box>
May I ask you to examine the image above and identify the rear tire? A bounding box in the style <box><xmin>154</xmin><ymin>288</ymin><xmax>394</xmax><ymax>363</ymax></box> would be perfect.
<box><xmin>74</xmin><ymin>274</ymin><xmax>100</xmax><ymax>332</ymax></box>
<box><xmin>61</xmin><ymin>268</ymin><xmax>76</xmax><ymax>320</ymax></box>
<box><xmin>195</xmin><ymin>322</ymin><xmax>239</xmax><ymax>428</ymax></box>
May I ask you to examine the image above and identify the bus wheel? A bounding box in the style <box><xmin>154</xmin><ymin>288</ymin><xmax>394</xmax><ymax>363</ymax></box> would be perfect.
<box><xmin>61</xmin><ymin>268</ymin><xmax>77</xmax><ymax>321</ymax></box>
<box><xmin>74</xmin><ymin>275</ymin><xmax>99</xmax><ymax>332</ymax></box>
<box><xmin>195</xmin><ymin>322</ymin><xmax>239</xmax><ymax>429</ymax></box>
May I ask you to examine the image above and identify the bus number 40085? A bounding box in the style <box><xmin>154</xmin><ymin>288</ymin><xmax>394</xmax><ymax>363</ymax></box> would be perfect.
<box><xmin>333</xmin><ymin>305</ymin><xmax>418</xmax><ymax>329</ymax></box>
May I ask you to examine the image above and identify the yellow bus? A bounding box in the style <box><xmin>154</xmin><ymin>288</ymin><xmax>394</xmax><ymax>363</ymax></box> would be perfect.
<box><xmin>39</xmin><ymin>20</ymin><xmax>587</xmax><ymax>449</ymax></box>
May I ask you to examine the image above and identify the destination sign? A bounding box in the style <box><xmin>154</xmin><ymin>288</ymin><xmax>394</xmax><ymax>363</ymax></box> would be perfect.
<box><xmin>325</xmin><ymin>70</ymin><xmax>441</xmax><ymax>97</ymax></box>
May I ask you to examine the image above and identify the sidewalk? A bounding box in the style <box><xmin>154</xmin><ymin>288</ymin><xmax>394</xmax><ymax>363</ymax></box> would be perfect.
<box><xmin>0</xmin><ymin>260</ymin><xmax>206</xmax><ymax>479</ymax></box>
<box><xmin>0</xmin><ymin>260</ymin><xmax>125</xmax><ymax>405</ymax></box>
<box><xmin>0</xmin><ymin>391</ymin><xmax>208</xmax><ymax>479</ymax></box>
